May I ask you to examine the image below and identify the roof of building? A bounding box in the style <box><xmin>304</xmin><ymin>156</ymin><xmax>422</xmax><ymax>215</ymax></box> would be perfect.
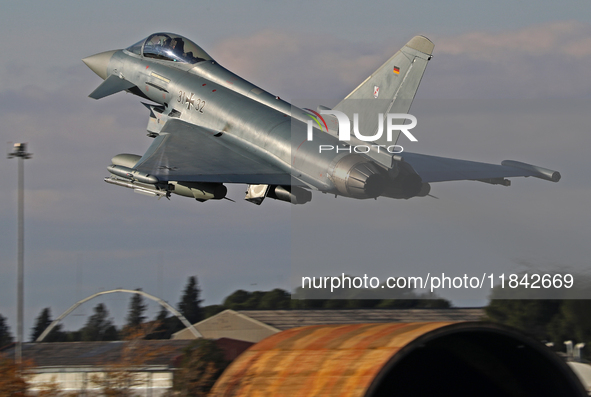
<box><xmin>209</xmin><ymin>322</ymin><xmax>586</xmax><ymax>397</ymax></box>
<box><xmin>236</xmin><ymin>308</ymin><xmax>486</xmax><ymax>330</ymax></box>
<box><xmin>172</xmin><ymin>309</ymin><xmax>281</xmax><ymax>343</ymax></box>
<box><xmin>1</xmin><ymin>338</ymin><xmax>255</xmax><ymax>369</ymax></box>
<box><xmin>0</xmin><ymin>340</ymin><xmax>193</xmax><ymax>368</ymax></box>
<box><xmin>212</xmin><ymin>321</ymin><xmax>584</xmax><ymax>397</ymax></box>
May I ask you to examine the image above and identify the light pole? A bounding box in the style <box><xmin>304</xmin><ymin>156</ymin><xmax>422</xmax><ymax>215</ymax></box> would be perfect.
<box><xmin>8</xmin><ymin>143</ymin><xmax>32</xmax><ymax>365</ymax></box>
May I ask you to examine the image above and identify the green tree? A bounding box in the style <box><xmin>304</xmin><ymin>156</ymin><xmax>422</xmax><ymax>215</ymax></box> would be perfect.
<box><xmin>342</xmin><ymin>299</ymin><xmax>383</xmax><ymax>309</ymax></box>
<box><xmin>485</xmin><ymin>300</ymin><xmax>562</xmax><ymax>341</ymax></box>
<box><xmin>65</xmin><ymin>330</ymin><xmax>82</xmax><ymax>342</ymax></box>
<box><xmin>485</xmin><ymin>298</ymin><xmax>591</xmax><ymax>360</ymax></box>
<box><xmin>242</xmin><ymin>291</ymin><xmax>266</xmax><ymax>309</ymax></box>
<box><xmin>375</xmin><ymin>298</ymin><xmax>451</xmax><ymax>309</ymax></box>
<box><xmin>125</xmin><ymin>289</ymin><xmax>147</xmax><ymax>330</ymax></box>
<box><xmin>80</xmin><ymin>303</ymin><xmax>119</xmax><ymax>341</ymax></box>
<box><xmin>174</xmin><ymin>339</ymin><xmax>229</xmax><ymax>396</ymax></box>
<box><xmin>146</xmin><ymin>306</ymin><xmax>185</xmax><ymax>340</ymax></box>
<box><xmin>147</xmin><ymin>306</ymin><xmax>170</xmax><ymax>340</ymax></box>
<box><xmin>178</xmin><ymin>276</ymin><xmax>203</xmax><ymax>324</ymax></box>
<box><xmin>222</xmin><ymin>289</ymin><xmax>250</xmax><ymax>310</ymax></box>
<box><xmin>546</xmin><ymin>300</ymin><xmax>591</xmax><ymax>348</ymax></box>
<box><xmin>259</xmin><ymin>289</ymin><xmax>291</xmax><ymax>309</ymax></box>
<box><xmin>290</xmin><ymin>298</ymin><xmax>327</xmax><ymax>309</ymax></box>
<box><xmin>415</xmin><ymin>298</ymin><xmax>452</xmax><ymax>308</ymax></box>
<box><xmin>30</xmin><ymin>308</ymin><xmax>66</xmax><ymax>342</ymax></box>
<box><xmin>203</xmin><ymin>305</ymin><xmax>225</xmax><ymax>319</ymax></box>
<box><xmin>322</xmin><ymin>299</ymin><xmax>349</xmax><ymax>309</ymax></box>
<box><xmin>222</xmin><ymin>289</ymin><xmax>268</xmax><ymax>310</ymax></box>
<box><xmin>0</xmin><ymin>315</ymin><xmax>13</xmax><ymax>348</ymax></box>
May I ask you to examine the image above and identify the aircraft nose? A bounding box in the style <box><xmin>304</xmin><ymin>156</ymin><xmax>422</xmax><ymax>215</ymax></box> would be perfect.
<box><xmin>82</xmin><ymin>50</ymin><xmax>118</xmax><ymax>80</ymax></box>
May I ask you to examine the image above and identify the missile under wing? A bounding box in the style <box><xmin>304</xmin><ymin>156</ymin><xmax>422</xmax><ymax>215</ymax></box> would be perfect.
<box><xmin>83</xmin><ymin>32</ymin><xmax>560</xmax><ymax>205</ymax></box>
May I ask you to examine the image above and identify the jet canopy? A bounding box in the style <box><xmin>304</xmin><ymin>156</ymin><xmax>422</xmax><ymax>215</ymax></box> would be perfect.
<box><xmin>126</xmin><ymin>33</ymin><xmax>212</xmax><ymax>64</ymax></box>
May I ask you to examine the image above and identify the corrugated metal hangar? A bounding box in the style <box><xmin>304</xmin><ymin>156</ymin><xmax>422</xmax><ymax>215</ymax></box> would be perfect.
<box><xmin>210</xmin><ymin>322</ymin><xmax>588</xmax><ymax>397</ymax></box>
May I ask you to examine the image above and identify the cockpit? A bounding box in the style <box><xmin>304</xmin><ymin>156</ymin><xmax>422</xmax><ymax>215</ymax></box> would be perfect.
<box><xmin>125</xmin><ymin>33</ymin><xmax>212</xmax><ymax>64</ymax></box>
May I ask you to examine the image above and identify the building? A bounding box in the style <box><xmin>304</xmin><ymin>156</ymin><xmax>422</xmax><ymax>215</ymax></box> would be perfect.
<box><xmin>172</xmin><ymin>308</ymin><xmax>485</xmax><ymax>342</ymax></box>
<box><xmin>210</xmin><ymin>322</ymin><xmax>588</xmax><ymax>396</ymax></box>
<box><xmin>1</xmin><ymin>338</ymin><xmax>252</xmax><ymax>396</ymax></box>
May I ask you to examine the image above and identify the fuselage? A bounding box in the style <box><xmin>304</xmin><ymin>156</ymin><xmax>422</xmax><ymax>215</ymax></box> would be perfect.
<box><xmin>84</xmin><ymin>33</ymin><xmax>426</xmax><ymax>203</ymax></box>
<box><xmin>122</xmin><ymin>47</ymin><xmax>348</xmax><ymax>187</ymax></box>
<box><xmin>84</xmin><ymin>33</ymin><xmax>561</xmax><ymax>205</ymax></box>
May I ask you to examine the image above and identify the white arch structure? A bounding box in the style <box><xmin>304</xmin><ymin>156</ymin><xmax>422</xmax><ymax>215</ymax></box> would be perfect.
<box><xmin>36</xmin><ymin>288</ymin><xmax>202</xmax><ymax>342</ymax></box>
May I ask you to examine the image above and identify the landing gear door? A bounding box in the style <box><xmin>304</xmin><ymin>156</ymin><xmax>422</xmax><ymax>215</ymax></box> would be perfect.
<box><xmin>245</xmin><ymin>184</ymin><xmax>270</xmax><ymax>205</ymax></box>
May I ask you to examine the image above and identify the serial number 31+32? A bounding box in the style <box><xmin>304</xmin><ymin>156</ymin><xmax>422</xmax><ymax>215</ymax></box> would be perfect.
<box><xmin>178</xmin><ymin>91</ymin><xmax>205</xmax><ymax>113</ymax></box>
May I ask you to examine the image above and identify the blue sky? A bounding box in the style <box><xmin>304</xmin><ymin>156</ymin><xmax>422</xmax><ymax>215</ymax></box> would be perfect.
<box><xmin>0</xmin><ymin>1</ymin><xmax>590</xmax><ymax>333</ymax></box>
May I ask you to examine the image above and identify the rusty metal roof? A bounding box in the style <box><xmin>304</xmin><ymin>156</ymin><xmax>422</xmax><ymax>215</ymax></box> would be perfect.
<box><xmin>210</xmin><ymin>322</ymin><xmax>452</xmax><ymax>396</ymax></box>
<box><xmin>210</xmin><ymin>322</ymin><xmax>587</xmax><ymax>397</ymax></box>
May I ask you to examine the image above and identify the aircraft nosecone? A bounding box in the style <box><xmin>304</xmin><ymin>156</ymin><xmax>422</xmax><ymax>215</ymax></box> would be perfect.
<box><xmin>82</xmin><ymin>50</ymin><xmax>118</xmax><ymax>80</ymax></box>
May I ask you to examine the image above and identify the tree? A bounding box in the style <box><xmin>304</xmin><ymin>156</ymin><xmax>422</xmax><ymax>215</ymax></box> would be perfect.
<box><xmin>125</xmin><ymin>289</ymin><xmax>147</xmax><ymax>331</ymax></box>
<box><xmin>146</xmin><ymin>306</ymin><xmax>170</xmax><ymax>340</ymax></box>
<box><xmin>259</xmin><ymin>289</ymin><xmax>291</xmax><ymax>309</ymax></box>
<box><xmin>485</xmin><ymin>300</ymin><xmax>562</xmax><ymax>341</ymax></box>
<box><xmin>222</xmin><ymin>290</ymin><xmax>251</xmax><ymax>310</ymax></box>
<box><xmin>30</xmin><ymin>308</ymin><xmax>66</xmax><ymax>342</ymax></box>
<box><xmin>203</xmin><ymin>305</ymin><xmax>225</xmax><ymax>319</ymax></box>
<box><xmin>242</xmin><ymin>291</ymin><xmax>266</xmax><ymax>309</ymax></box>
<box><xmin>146</xmin><ymin>306</ymin><xmax>182</xmax><ymax>340</ymax></box>
<box><xmin>0</xmin><ymin>314</ymin><xmax>13</xmax><ymax>348</ymax></box>
<box><xmin>484</xmin><ymin>298</ymin><xmax>591</xmax><ymax>359</ymax></box>
<box><xmin>178</xmin><ymin>276</ymin><xmax>203</xmax><ymax>325</ymax></box>
<box><xmin>376</xmin><ymin>298</ymin><xmax>451</xmax><ymax>309</ymax></box>
<box><xmin>80</xmin><ymin>303</ymin><xmax>119</xmax><ymax>341</ymax></box>
<box><xmin>174</xmin><ymin>339</ymin><xmax>229</xmax><ymax>396</ymax></box>
<box><xmin>545</xmin><ymin>300</ymin><xmax>591</xmax><ymax>351</ymax></box>
<box><xmin>290</xmin><ymin>298</ymin><xmax>327</xmax><ymax>309</ymax></box>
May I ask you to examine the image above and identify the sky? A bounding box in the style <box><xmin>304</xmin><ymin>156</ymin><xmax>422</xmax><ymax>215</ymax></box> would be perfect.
<box><xmin>0</xmin><ymin>1</ymin><xmax>590</xmax><ymax>334</ymax></box>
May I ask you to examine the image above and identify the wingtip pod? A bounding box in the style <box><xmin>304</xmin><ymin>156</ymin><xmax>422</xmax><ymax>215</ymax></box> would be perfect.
<box><xmin>502</xmin><ymin>160</ymin><xmax>561</xmax><ymax>182</ymax></box>
<box><xmin>405</xmin><ymin>35</ymin><xmax>434</xmax><ymax>56</ymax></box>
<box><xmin>111</xmin><ymin>153</ymin><xmax>142</xmax><ymax>169</ymax></box>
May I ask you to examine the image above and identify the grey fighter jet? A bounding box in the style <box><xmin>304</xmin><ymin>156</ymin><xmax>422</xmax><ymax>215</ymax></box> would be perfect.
<box><xmin>83</xmin><ymin>33</ymin><xmax>560</xmax><ymax>205</ymax></box>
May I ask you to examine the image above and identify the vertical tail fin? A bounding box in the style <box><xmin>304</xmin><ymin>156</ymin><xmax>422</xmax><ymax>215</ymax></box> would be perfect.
<box><xmin>332</xmin><ymin>36</ymin><xmax>434</xmax><ymax>146</ymax></box>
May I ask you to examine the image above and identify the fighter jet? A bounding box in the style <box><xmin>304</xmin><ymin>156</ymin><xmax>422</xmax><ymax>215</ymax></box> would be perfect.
<box><xmin>83</xmin><ymin>32</ymin><xmax>560</xmax><ymax>205</ymax></box>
